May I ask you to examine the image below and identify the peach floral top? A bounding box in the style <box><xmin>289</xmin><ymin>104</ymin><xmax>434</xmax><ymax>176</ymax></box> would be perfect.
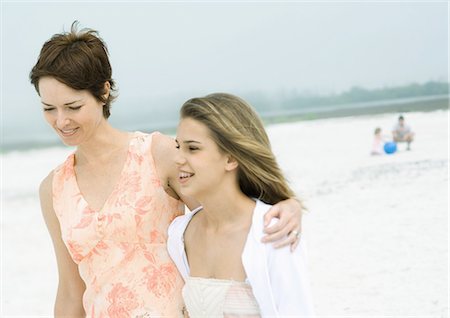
<box><xmin>52</xmin><ymin>132</ymin><xmax>185</xmax><ymax>318</ymax></box>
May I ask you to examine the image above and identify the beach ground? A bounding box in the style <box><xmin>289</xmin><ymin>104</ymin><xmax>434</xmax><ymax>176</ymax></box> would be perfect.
<box><xmin>1</xmin><ymin>109</ymin><xmax>448</xmax><ymax>317</ymax></box>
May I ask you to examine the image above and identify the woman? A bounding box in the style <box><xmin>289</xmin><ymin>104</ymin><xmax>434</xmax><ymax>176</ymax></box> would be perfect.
<box><xmin>168</xmin><ymin>93</ymin><xmax>314</xmax><ymax>317</ymax></box>
<box><xmin>30</xmin><ymin>23</ymin><xmax>303</xmax><ymax>317</ymax></box>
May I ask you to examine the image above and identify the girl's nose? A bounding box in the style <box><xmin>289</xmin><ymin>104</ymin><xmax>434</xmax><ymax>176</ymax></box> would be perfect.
<box><xmin>174</xmin><ymin>151</ymin><xmax>186</xmax><ymax>166</ymax></box>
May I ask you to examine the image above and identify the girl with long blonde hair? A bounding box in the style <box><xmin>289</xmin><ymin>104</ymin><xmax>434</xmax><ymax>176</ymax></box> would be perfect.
<box><xmin>168</xmin><ymin>93</ymin><xmax>314</xmax><ymax>317</ymax></box>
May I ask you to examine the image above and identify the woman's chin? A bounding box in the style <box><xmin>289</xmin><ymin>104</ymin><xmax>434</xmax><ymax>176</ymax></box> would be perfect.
<box><xmin>57</xmin><ymin>135</ymin><xmax>81</xmax><ymax>147</ymax></box>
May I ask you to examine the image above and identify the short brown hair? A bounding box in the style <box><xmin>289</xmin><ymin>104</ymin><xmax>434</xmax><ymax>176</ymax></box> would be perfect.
<box><xmin>30</xmin><ymin>21</ymin><xmax>116</xmax><ymax>118</ymax></box>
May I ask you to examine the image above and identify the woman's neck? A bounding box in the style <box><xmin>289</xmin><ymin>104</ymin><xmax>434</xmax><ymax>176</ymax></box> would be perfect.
<box><xmin>75</xmin><ymin>122</ymin><xmax>131</xmax><ymax>166</ymax></box>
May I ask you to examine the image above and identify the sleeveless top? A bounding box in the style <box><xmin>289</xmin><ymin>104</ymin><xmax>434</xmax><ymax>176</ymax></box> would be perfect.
<box><xmin>183</xmin><ymin>277</ymin><xmax>261</xmax><ymax>318</ymax></box>
<box><xmin>52</xmin><ymin>132</ymin><xmax>185</xmax><ymax>318</ymax></box>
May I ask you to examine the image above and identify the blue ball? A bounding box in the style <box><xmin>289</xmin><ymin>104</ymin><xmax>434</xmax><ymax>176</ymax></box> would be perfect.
<box><xmin>384</xmin><ymin>142</ymin><xmax>397</xmax><ymax>154</ymax></box>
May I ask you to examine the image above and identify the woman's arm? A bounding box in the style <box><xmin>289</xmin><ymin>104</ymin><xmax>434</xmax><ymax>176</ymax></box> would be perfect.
<box><xmin>40</xmin><ymin>173</ymin><xmax>86</xmax><ymax>317</ymax></box>
<box><xmin>154</xmin><ymin>133</ymin><xmax>303</xmax><ymax>248</ymax></box>
<box><xmin>262</xmin><ymin>198</ymin><xmax>303</xmax><ymax>251</ymax></box>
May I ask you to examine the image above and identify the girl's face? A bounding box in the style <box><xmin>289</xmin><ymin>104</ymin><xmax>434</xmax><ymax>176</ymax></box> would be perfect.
<box><xmin>38</xmin><ymin>76</ymin><xmax>106</xmax><ymax>146</ymax></box>
<box><xmin>175</xmin><ymin>117</ymin><xmax>237</xmax><ymax>200</ymax></box>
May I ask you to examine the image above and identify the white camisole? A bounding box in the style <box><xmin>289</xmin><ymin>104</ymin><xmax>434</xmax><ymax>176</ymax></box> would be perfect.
<box><xmin>182</xmin><ymin>276</ymin><xmax>261</xmax><ymax>318</ymax></box>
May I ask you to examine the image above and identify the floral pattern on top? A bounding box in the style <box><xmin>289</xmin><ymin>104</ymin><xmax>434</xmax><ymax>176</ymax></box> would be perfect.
<box><xmin>52</xmin><ymin>132</ymin><xmax>185</xmax><ymax>317</ymax></box>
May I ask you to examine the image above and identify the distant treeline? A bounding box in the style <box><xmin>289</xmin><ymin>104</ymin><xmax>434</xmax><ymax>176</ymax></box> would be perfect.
<box><xmin>247</xmin><ymin>81</ymin><xmax>449</xmax><ymax>112</ymax></box>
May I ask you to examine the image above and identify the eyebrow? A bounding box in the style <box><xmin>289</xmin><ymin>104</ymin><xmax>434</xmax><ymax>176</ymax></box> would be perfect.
<box><xmin>41</xmin><ymin>100</ymin><xmax>83</xmax><ymax>107</ymax></box>
<box><xmin>175</xmin><ymin>139</ymin><xmax>202</xmax><ymax>144</ymax></box>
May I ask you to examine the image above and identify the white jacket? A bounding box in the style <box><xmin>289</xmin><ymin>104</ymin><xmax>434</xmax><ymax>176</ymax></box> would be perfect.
<box><xmin>167</xmin><ymin>199</ymin><xmax>315</xmax><ymax>318</ymax></box>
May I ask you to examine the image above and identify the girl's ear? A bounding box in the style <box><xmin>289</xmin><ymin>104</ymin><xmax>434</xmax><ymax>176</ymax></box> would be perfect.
<box><xmin>225</xmin><ymin>155</ymin><xmax>239</xmax><ymax>172</ymax></box>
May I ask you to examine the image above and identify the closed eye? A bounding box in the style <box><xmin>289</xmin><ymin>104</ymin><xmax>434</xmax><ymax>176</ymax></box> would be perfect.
<box><xmin>69</xmin><ymin>106</ymin><xmax>82</xmax><ymax>111</ymax></box>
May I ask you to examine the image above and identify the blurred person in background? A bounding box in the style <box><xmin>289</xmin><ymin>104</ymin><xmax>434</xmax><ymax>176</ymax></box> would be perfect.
<box><xmin>371</xmin><ymin>127</ymin><xmax>385</xmax><ymax>155</ymax></box>
<box><xmin>392</xmin><ymin>115</ymin><xmax>415</xmax><ymax>150</ymax></box>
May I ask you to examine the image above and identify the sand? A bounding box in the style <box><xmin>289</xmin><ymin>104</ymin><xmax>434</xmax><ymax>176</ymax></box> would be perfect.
<box><xmin>1</xmin><ymin>110</ymin><xmax>448</xmax><ymax>317</ymax></box>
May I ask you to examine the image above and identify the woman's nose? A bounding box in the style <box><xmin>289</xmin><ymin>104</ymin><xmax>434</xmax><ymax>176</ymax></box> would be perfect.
<box><xmin>56</xmin><ymin>111</ymin><xmax>70</xmax><ymax>128</ymax></box>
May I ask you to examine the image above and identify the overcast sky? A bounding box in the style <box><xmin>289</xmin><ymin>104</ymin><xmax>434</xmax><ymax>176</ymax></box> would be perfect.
<box><xmin>1</xmin><ymin>1</ymin><xmax>448</xmax><ymax>141</ymax></box>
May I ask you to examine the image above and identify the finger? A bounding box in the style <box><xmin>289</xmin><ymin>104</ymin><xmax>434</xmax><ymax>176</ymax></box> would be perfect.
<box><xmin>291</xmin><ymin>216</ymin><xmax>302</xmax><ymax>235</ymax></box>
<box><xmin>290</xmin><ymin>235</ymin><xmax>300</xmax><ymax>252</ymax></box>
<box><xmin>263</xmin><ymin>216</ymin><xmax>290</xmax><ymax>236</ymax></box>
<box><xmin>263</xmin><ymin>205</ymin><xmax>280</xmax><ymax>227</ymax></box>
<box><xmin>291</xmin><ymin>206</ymin><xmax>303</xmax><ymax>233</ymax></box>
<box><xmin>261</xmin><ymin>221</ymin><xmax>293</xmax><ymax>243</ymax></box>
<box><xmin>295</xmin><ymin>220</ymin><xmax>302</xmax><ymax>236</ymax></box>
<box><xmin>273</xmin><ymin>230</ymin><xmax>298</xmax><ymax>249</ymax></box>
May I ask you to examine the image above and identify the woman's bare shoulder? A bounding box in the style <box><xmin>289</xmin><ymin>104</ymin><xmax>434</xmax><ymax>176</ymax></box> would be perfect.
<box><xmin>152</xmin><ymin>132</ymin><xmax>177</xmax><ymax>153</ymax></box>
<box><xmin>40</xmin><ymin>171</ymin><xmax>54</xmax><ymax>195</ymax></box>
<box><xmin>39</xmin><ymin>171</ymin><xmax>55</xmax><ymax>216</ymax></box>
<box><xmin>151</xmin><ymin>133</ymin><xmax>177</xmax><ymax>168</ymax></box>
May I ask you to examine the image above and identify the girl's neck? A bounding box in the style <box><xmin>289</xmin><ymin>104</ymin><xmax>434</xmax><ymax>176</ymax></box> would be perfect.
<box><xmin>197</xmin><ymin>186</ymin><xmax>256</xmax><ymax>232</ymax></box>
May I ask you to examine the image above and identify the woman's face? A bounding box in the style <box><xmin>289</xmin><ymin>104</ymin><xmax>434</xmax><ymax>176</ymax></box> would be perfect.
<box><xmin>175</xmin><ymin>117</ymin><xmax>235</xmax><ymax>200</ymax></box>
<box><xmin>38</xmin><ymin>76</ymin><xmax>106</xmax><ymax>146</ymax></box>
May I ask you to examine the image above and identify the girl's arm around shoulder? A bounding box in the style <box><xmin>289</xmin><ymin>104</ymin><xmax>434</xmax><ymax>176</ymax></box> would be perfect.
<box><xmin>40</xmin><ymin>173</ymin><xmax>86</xmax><ymax>317</ymax></box>
<box><xmin>266</xmin><ymin>235</ymin><xmax>315</xmax><ymax>317</ymax></box>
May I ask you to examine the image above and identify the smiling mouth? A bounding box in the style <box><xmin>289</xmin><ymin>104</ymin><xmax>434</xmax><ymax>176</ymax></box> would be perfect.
<box><xmin>179</xmin><ymin>171</ymin><xmax>195</xmax><ymax>182</ymax></box>
<box><xmin>58</xmin><ymin>127</ymin><xmax>79</xmax><ymax>136</ymax></box>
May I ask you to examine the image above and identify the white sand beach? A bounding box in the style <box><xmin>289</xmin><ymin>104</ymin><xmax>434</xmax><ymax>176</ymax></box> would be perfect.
<box><xmin>1</xmin><ymin>110</ymin><xmax>448</xmax><ymax>317</ymax></box>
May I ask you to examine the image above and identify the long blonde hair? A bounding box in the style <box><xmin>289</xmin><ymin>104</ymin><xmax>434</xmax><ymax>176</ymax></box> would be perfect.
<box><xmin>180</xmin><ymin>93</ymin><xmax>296</xmax><ymax>205</ymax></box>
